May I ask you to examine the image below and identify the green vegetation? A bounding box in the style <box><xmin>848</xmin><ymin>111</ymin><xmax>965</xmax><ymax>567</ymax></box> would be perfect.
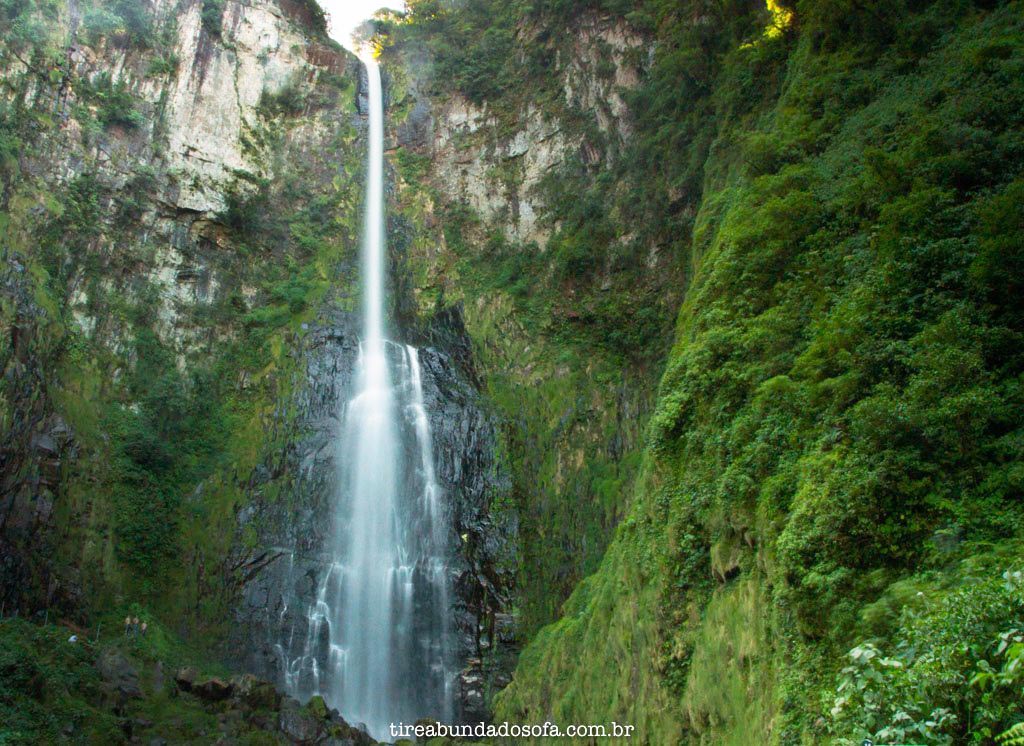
<box><xmin>386</xmin><ymin>0</ymin><xmax>1024</xmax><ymax>741</ymax></box>
<box><xmin>0</xmin><ymin>614</ymin><xmax>346</xmax><ymax>744</ymax></box>
<box><xmin>0</xmin><ymin>0</ymin><xmax>362</xmax><ymax>660</ymax></box>
<box><xmin>383</xmin><ymin>0</ymin><xmax>637</xmax><ymax>106</ymax></box>
<box><xmin>0</xmin><ymin>619</ymin><xmax>122</xmax><ymax>744</ymax></box>
<box><xmin>76</xmin><ymin>71</ymin><xmax>146</xmax><ymax>130</ymax></box>
<box><xmin>5</xmin><ymin>0</ymin><xmax>1024</xmax><ymax>740</ymax></box>
<box><xmin>80</xmin><ymin>0</ymin><xmax>156</xmax><ymax>47</ymax></box>
<box><xmin>201</xmin><ymin>0</ymin><xmax>224</xmax><ymax>39</ymax></box>
<box><xmin>258</xmin><ymin>81</ymin><xmax>307</xmax><ymax>118</ymax></box>
<box><xmin>830</xmin><ymin>562</ymin><xmax>1024</xmax><ymax>744</ymax></box>
<box><xmin>0</xmin><ymin>607</ymin><xmax>234</xmax><ymax>743</ymax></box>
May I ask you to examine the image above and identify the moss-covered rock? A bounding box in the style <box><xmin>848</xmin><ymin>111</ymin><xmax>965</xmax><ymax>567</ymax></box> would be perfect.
<box><xmin>383</xmin><ymin>0</ymin><xmax>1024</xmax><ymax>742</ymax></box>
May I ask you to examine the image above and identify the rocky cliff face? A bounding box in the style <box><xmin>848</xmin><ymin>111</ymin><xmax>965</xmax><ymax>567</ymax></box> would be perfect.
<box><xmin>392</xmin><ymin>17</ymin><xmax>646</xmax><ymax>250</ymax></box>
<box><xmin>0</xmin><ymin>0</ymin><xmax>362</xmax><ymax>618</ymax></box>
<box><xmin>154</xmin><ymin>0</ymin><xmax>335</xmax><ymax>214</ymax></box>
<box><xmin>227</xmin><ymin>306</ymin><xmax>512</xmax><ymax>724</ymax></box>
<box><xmin>381</xmin><ymin>10</ymin><xmax>663</xmax><ymax>648</ymax></box>
<box><xmin>3</xmin><ymin>0</ymin><xmax>518</xmax><ymax>729</ymax></box>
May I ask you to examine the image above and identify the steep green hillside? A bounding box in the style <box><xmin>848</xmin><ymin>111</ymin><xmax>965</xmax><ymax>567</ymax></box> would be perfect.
<box><xmin>380</xmin><ymin>0</ymin><xmax>689</xmax><ymax>646</ymax></box>
<box><xmin>387</xmin><ymin>0</ymin><xmax>1024</xmax><ymax>742</ymax></box>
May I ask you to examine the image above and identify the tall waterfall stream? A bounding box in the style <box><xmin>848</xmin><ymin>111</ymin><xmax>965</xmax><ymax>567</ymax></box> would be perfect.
<box><xmin>279</xmin><ymin>55</ymin><xmax>454</xmax><ymax>738</ymax></box>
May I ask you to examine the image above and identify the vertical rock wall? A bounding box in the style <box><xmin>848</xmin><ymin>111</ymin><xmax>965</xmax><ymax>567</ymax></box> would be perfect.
<box><xmin>229</xmin><ymin>307</ymin><xmax>512</xmax><ymax>724</ymax></box>
<box><xmin>0</xmin><ymin>0</ymin><xmax>362</xmax><ymax>617</ymax></box>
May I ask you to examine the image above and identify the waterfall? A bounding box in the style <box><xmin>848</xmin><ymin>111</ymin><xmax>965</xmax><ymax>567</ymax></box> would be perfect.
<box><xmin>277</xmin><ymin>55</ymin><xmax>455</xmax><ymax>739</ymax></box>
<box><xmin>334</xmin><ymin>51</ymin><xmax>397</xmax><ymax>734</ymax></box>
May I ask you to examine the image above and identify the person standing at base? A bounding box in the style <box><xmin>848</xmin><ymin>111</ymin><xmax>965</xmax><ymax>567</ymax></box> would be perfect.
<box><xmin>124</xmin><ymin>616</ymin><xmax>131</xmax><ymax>637</ymax></box>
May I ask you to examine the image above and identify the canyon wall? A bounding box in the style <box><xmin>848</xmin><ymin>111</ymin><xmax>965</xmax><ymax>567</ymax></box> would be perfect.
<box><xmin>0</xmin><ymin>0</ymin><xmax>362</xmax><ymax>625</ymax></box>
<box><xmin>381</xmin><ymin>1</ymin><xmax>1024</xmax><ymax>742</ymax></box>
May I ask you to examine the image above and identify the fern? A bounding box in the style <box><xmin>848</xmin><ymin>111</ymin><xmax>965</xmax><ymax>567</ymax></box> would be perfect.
<box><xmin>998</xmin><ymin>722</ymin><xmax>1024</xmax><ymax>746</ymax></box>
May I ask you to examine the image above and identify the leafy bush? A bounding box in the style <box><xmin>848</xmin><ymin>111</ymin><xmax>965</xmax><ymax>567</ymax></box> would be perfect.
<box><xmin>0</xmin><ymin>619</ymin><xmax>120</xmax><ymax>743</ymax></box>
<box><xmin>146</xmin><ymin>53</ymin><xmax>178</xmax><ymax>77</ymax></box>
<box><xmin>81</xmin><ymin>7</ymin><xmax>122</xmax><ymax>41</ymax></box>
<box><xmin>78</xmin><ymin>72</ymin><xmax>146</xmax><ymax>130</ymax></box>
<box><xmin>0</xmin><ymin>0</ymin><xmax>58</xmax><ymax>52</ymax></box>
<box><xmin>201</xmin><ymin>0</ymin><xmax>224</xmax><ymax>38</ymax></box>
<box><xmin>829</xmin><ymin>568</ymin><xmax>1024</xmax><ymax>744</ymax></box>
<box><xmin>1000</xmin><ymin>722</ymin><xmax>1024</xmax><ymax>746</ymax></box>
<box><xmin>81</xmin><ymin>0</ymin><xmax>154</xmax><ymax>46</ymax></box>
<box><xmin>258</xmin><ymin>81</ymin><xmax>307</xmax><ymax>117</ymax></box>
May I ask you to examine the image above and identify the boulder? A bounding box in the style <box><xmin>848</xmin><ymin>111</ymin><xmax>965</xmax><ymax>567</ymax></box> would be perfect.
<box><xmin>174</xmin><ymin>666</ymin><xmax>198</xmax><ymax>691</ymax></box>
<box><xmin>96</xmin><ymin>648</ymin><xmax>141</xmax><ymax>700</ymax></box>
<box><xmin>192</xmin><ymin>676</ymin><xmax>233</xmax><ymax>702</ymax></box>
<box><xmin>278</xmin><ymin>697</ymin><xmax>324</xmax><ymax>743</ymax></box>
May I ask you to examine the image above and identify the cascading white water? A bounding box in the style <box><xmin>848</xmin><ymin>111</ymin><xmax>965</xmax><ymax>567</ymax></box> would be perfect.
<box><xmin>335</xmin><ymin>51</ymin><xmax>397</xmax><ymax>733</ymax></box>
<box><xmin>278</xmin><ymin>54</ymin><xmax>455</xmax><ymax>739</ymax></box>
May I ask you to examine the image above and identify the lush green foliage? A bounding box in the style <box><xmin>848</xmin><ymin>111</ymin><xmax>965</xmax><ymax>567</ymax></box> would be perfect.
<box><xmin>0</xmin><ymin>614</ymin><xmax>308</xmax><ymax>744</ymax></box>
<box><xmin>830</xmin><ymin>564</ymin><xmax>1024</xmax><ymax>744</ymax></box>
<box><xmin>394</xmin><ymin>0</ymin><xmax>650</xmax><ymax>105</ymax></box>
<box><xmin>76</xmin><ymin>71</ymin><xmax>146</xmax><ymax>130</ymax></box>
<box><xmin>201</xmin><ymin>0</ymin><xmax>225</xmax><ymax>39</ymax></box>
<box><xmin>0</xmin><ymin>619</ymin><xmax>121</xmax><ymax>744</ymax></box>
<box><xmin>459</xmin><ymin>0</ymin><xmax>1024</xmax><ymax>742</ymax></box>
<box><xmin>0</xmin><ymin>0</ymin><xmax>362</xmax><ymax>643</ymax></box>
<box><xmin>81</xmin><ymin>0</ymin><xmax>155</xmax><ymax>47</ymax></box>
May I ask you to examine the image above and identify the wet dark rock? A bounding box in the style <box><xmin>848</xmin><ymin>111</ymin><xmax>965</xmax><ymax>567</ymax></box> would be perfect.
<box><xmin>193</xmin><ymin>676</ymin><xmax>233</xmax><ymax>701</ymax></box>
<box><xmin>389</xmin><ymin>47</ymin><xmax>434</xmax><ymax>153</ymax></box>
<box><xmin>0</xmin><ymin>263</ymin><xmax>81</xmax><ymax>616</ymax></box>
<box><xmin>96</xmin><ymin>648</ymin><xmax>141</xmax><ymax>700</ymax></box>
<box><xmin>459</xmin><ymin>662</ymin><xmax>487</xmax><ymax>723</ymax></box>
<box><xmin>228</xmin><ymin>306</ymin><xmax>516</xmax><ymax>723</ymax></box>
<box><xmin>174</xmin><ymin>667</ymin><xmax>198</xmax><ymax>691</ymax></box>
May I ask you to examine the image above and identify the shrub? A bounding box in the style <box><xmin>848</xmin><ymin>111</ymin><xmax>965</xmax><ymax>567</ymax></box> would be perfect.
<box><xmin>828</xmin><ymin>568</ymin><xmax>1024</xmax><ymax>744</ymax></box>
<box><xmin>258</xmin><ymin>81</ymin><xmax>306</xmax><ymax>117</ymax></box>
<box><xmin>201</xmin><ymin>0</ymin><xmax>224</xmax><ymax>38</ymax></box>
<box><xmin>79</xmin><ymin>72</ymin><xmax>146</xmax><ymax>130</ymax></box>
